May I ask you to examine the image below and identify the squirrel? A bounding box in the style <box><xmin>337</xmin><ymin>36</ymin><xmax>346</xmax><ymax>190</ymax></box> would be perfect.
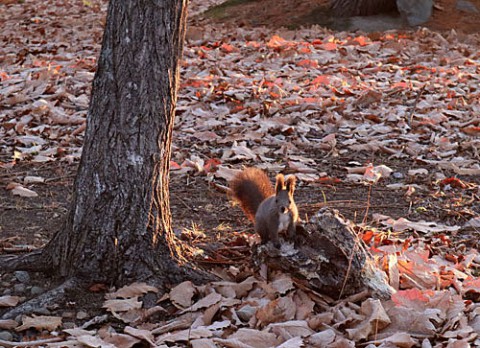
<box><xmin>230</xmin><ymin>168</ymin><xmax>299</xmax><ymax>248</ymax></box>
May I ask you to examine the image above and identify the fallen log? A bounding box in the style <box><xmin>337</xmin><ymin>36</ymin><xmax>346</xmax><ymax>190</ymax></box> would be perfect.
<box><xmin>252</xmin><ymin>208</ymin><xmax>393</xmax><ymax>300</ymax></box>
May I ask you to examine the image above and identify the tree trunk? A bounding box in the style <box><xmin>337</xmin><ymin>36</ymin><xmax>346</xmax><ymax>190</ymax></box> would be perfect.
<box><xmin>37</xmin><ymin>0</ymin><xmax>191</xmax><ymax>286</ymax></box>
<box><xmin>331</xmin><ymin>0</ymin><xmax>398</xmax><ymax>17</ymax></box>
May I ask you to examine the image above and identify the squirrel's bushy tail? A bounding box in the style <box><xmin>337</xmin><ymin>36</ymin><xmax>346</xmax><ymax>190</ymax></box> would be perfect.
<box><xmin>230</xmin><ymin>168</ymin><xmax>274</xmax><ymax>222</ymax></box>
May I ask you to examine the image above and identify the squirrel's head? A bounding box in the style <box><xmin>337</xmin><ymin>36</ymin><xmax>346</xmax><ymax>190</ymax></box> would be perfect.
<box><xmin>275</xmin><ymin>174</ymin><xmax>296</xmax><ymax>213</ymax></box>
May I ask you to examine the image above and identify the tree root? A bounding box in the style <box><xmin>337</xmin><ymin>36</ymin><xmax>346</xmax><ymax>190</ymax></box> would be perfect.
<box><xmin>1</xmin><ymin>278</ymin><xmax>81</xmax><ymax>320</ymax></box>
<box><xmin>0</xmin><ymin>250</ymin><xmax>50</xmax><ymax>273</ymax></box>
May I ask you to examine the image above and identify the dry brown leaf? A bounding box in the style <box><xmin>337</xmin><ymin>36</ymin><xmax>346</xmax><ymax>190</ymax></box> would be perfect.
<box><xmin>110</xmin><ymin>308</ymin><xmax>143</xmax><ymax>324</ymax></box>
<box><xmin>0</xmin><ymin>319</ymin><xmax>19</xmax><ymax>329</ymax></box>
<box><xmin>270</xmin><ymin>274</ymin><xmax>294</xmax><ymax>295</ymax></box>
<box><xmin>293</xmin><ymin>290</ymin><xmax>315</xmax><ymax>320</ymax></box>
<box><xmin>190</xmin><ymin>338</ymin><xmax>217</xmax><ymax>348</ymax></box>
<box><xmin>23</xmin><ymin>176</ymin><xmax>45</xmax><ymax>184</ymax></box>
<box><xmin>215</xmin><ymin>166</ymin><xmax>241</xmax><ymax>182</ymax></box>
<box><xmin>77</xmin><ymin>334</ymin><xmax>116</xmax><ymax>348</ymax></box>
<box><xmin>382</xmin><ymin>305</ymin><xmax>441</xmax><ymax>337</ymax></box>
<box><xmin>366</xmin><ymin>332</ymin><xmax>418</xmax><ymax>348</ymax></box>
<box><xmin>256</xmin><ymin>296</ymin><xmax>296</xmax><ymax>327</ymax></box>
<box><xmin>215</xmin><ymin>328</ymin><xmax>279</xmax><ymax>348</ymax></box>
<box><xmin>101</xmin><ymin>332</ymin><xmax>140</xmax><ymax>348</ymax></box>
<box><xmin>103</xmin><ymin>297</ymin><xmax>142</xmax><ymax>312</ymax></box>
<box><xmin>106</xmin><ymin>282</ymin><xmax>158</xmax><ymax>299</ymax></box>
<box><xmin>346</xmin><ymin>299</ymin><xmax>390</xmax><ymax>341</ymax></box>
<box><xmin>308</xmin><ymin>329</ymin><xmax>337</xmax><ymax>346</ymax></box>
<box><xmin>64</xmin><ymin>328</ymin><xmax>96</xmax><ymax>337</ymax></box>
<box><xmin>266</xmin><ymin>320</ymin><xmax>314</xmax><ymax>339</ymax></box>
<box><xmin>16</xmin><ymin>315</ymin><xmax>62</xmax><ymax>331</ymax></box>
<box><xmin>180</xmin><ymin>292</ymin><xmax>222</xmax><ymax>314</ymax></box>
<box><xmin>11</xmin><ymin>185</ymin><xmax>39</xmax><ymax>198</ymax></box>
<box><xmin>156</xmin><ymin>327</ymin><xmax>213</xmax><ymax>344</ymax></box>
<box><xmin>0</xmin><ymin>295</ymin><xmax>21</xmax><ymax>307</ymax></box>
<box><xmin>151</xmin><ymin>313</ymin><xmax>201</xmax><ymax>335</ymax></box>
<box><xmin>276</xmin><ymin>336</ymin><xmax>304</xmax><ymax>347</ymax></box>
<box><xmin>124</xmin><ymin>326</ymin><xmax>155</xmax><ymax>346</ymax></box>
<box><xmin>170</xmin><ymin>280</ymin><xmax>197</xmax><ymax>308</ymax></box>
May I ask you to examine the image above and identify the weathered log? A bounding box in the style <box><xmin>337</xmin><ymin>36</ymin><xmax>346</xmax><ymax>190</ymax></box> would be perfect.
<box><xmin>252</xmin><ymin>208</ymin><xmax>393</xmax><ymax>300</ymax></box>
<box><xmin>331</xmin><ymin>0</ymin><xmax>398</xmax><ymax>17</ymax></box>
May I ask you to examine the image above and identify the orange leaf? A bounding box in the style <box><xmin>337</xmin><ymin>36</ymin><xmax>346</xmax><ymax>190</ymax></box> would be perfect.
<box><xmin>354</xmin><ymin>36</ymin><xmax>369</xmax><ymax>46</ymax></box>
<box><xmin>463</xmin><ymin>278</ymin><xmax>480</xmax><ymax>294</ymax></box>
<box><xmin>267</xmin><ymin>35</ymin><xmax>288</xmax><ymax>49</ymax></box>
<box><xmin>297</xmin><ymin>46</ymin><xmax>312</xmax><ymax>54</ymax></box>
<box><xmin>296</xmin><ymin>59</ymin><xmax>319</xmax><ymax>68</ymax></box>
<box><xmin>391</xmin><ymin>288</ymin><xmax>434</xmax><ymax>306</ymax></box>
<box><xmin>220</xmin><ymin>43</ymin><xmax>236</xmax><ymax>53</ymax></box>
<box><xmin>170</xmin><ymin>161</ymin><xmax>182</xmax><ymax>170</ymax></box>
<box><xmin>462</xmin><ymin>126</ymin><xmax>480</xmax><ymax>135</ymax></box>
<box><xmin>391</xmin><ymin>82</ymin><xmax>409</xmax><ymax>89</ymax></box>
<box><xmin>246</xmin><ymin>41</ymin><xmax>261</xmax><ymax>48</ymax></box>
<box><xmin>320</xmin><ymin>42</ymin><xmax>337</xmax><ymax>51</ymax></box>
<box><xmin>204</xmin><ymin>158</ymin><xmax>221</xmax><ymax>172</ymax></box>
<box><xmin>311</xmin><ymin>75</ymin><xmax>330</xmax><ymax>86</ymax></box>
<box><xmin>440</xmin><ymin>177</ymin><xmax>467</xmax><ymax>189</ymax></box>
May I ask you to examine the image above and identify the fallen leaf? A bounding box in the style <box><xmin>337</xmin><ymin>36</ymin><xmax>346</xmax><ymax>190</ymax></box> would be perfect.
<box><xmin>170</xmin><ymin>281</ymin><xmax>197</xmax><ymax>308</ymax></box>
<box><xmin>106</xmin><ymin>282</ymin><xmax>158</xmax><ymax>299</ymax></box>
<box><xmin>16</xmin><ymin>315</ymin><xmax>62</xmax><ymax>331</ymax></box>
<box><xmin>0</xmin><ymin>295</ymin><xmax>21</xmax><ymax>307</ymax></box>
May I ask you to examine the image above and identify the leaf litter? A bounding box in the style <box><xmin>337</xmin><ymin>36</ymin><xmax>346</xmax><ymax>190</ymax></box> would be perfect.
<box><xmin>1</xmin><ymin>0</ymin><xmax>480</xmax><ymax>346</ymax></box>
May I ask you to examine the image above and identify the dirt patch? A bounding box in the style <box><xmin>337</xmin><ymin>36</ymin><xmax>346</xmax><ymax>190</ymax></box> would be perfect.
<box><xmin>198</xmin><ymin>0</ymin><xmax>480</xmax><ymax>33</ymax></box>
<box><xmin>2</xmin><ymin>154</ymin><xmax>477</xmax><ymax>251</ymax></box>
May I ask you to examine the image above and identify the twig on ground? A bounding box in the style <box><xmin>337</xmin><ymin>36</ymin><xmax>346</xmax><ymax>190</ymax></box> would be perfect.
<box><xmin>0</xmin><ymin>337</ymin><xmax>63</xmax><ymax>347</ymax></box>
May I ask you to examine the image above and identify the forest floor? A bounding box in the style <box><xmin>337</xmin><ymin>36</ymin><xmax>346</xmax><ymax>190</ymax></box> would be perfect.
<box><xmin>1</xmin><ymin>0</ymin><xmax>480</xmax><ymax>346</ymax></box>
<box><xmin>194</xmin><ymin>0</ymin><xmax>480</xmax><ymax>33</ymax></box>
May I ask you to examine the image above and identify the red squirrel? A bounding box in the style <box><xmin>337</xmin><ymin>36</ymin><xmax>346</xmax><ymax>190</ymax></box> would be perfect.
<box><xmin>230</xmin><ymin>168</ymin><xmax>299</xmax><ymax>248</ymax></box>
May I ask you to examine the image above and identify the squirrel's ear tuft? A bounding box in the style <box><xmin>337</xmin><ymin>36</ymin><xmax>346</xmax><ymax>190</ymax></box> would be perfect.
<box><xmin>286</xmin><ymin>175</ymin><xmax>296</xmax><ymax>194</ymax></box>
<box><xmin>275</xmin><ymin>174</ymin><xmax>285</xmax><ymax>193</ymax></box>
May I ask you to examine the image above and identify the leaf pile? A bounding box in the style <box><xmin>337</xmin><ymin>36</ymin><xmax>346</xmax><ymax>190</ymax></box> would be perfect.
<box><xmin>4</xmin><ymin>254</ymin><xmax>480</xmax><ymax>348</ymax></box>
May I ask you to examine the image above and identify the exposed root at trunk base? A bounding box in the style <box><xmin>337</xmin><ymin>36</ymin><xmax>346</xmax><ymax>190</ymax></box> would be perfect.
<box><xmin>0</xmin><ymin>250</ymin><xmax>50</xmax><ymax>273</ymax></box>
<box><xmin>1</xmin><ymin>278</ymin><xmax>81</xmax><ymax>320</ymax></box>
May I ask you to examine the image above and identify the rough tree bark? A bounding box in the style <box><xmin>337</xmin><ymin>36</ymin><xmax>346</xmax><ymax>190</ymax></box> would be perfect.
<box><xmin>0</xmin><ymin>0</ymin><xmax>206</xmax><ymax>298</ymax></box>
<box><xmin>331</xmin><ymin>0</ymin><xmax>398</xmax><ymax>17</ymax></box>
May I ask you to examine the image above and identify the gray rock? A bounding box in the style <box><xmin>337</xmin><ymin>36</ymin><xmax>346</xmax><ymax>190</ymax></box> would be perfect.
<box><xmin>236</xmin><ymin>304</ymin><xmax>256</xmax><ymax>322</ymax></box>
<box><xmin>63</xmin><ymin>322</ymin><xmax>76</xmax><ymax>329</ymax></box>
<box><xmin>0</xmin><ymin>330</ymin><xmax>14</xmax><ymax>341</ymax></box>
<box><xmin>3</xmin><ymin>288</ymin><xmax>12</xmax><ymax>295</ymax></box>
<box><xmin>13</xmin><ymin>284</ymin><xmax>26</xmax><ymax>294</ymax></box>
<box><xmin>62</xmin><ymin>311</ymin><xmax>76</xmax><ymax>319</ymax></box>
<box><xmin>76</xmin><ymin>311</ymin><xmax>89</xmax><ymax>320</ymax></box>
<box><xmin>32</xmin><ymin>307</ymin><xmax>51</xmax><ymax>316</ymax></box>
<box><xmin>393</xmin><ymin>172</ymin><xmax>404</xmax><ymax>179</ymax></box>
<box><xmin>13</xmin><ymin>271</ymin><xmax>30</xmax><ymax>284</ymax></box>
<box><xmin>456</xmin><ymin>0</ymin><xmax>479</xmax><ymax>13</ymax></box>
<box><xmin>30</xmin><ymin>286</ymin><xmax>44</xmax><ymax>296</ymax></box>
<box><xmin>396</xmin><ymin>0</ymin><xmax>433</xmax><ymax>26</ymax></box>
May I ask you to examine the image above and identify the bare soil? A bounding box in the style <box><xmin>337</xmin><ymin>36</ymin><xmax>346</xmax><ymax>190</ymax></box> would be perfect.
<box><xmin>2</xmin><ymin>154</ymin><xmax>478</xmax><ymax>254</ymax></box>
